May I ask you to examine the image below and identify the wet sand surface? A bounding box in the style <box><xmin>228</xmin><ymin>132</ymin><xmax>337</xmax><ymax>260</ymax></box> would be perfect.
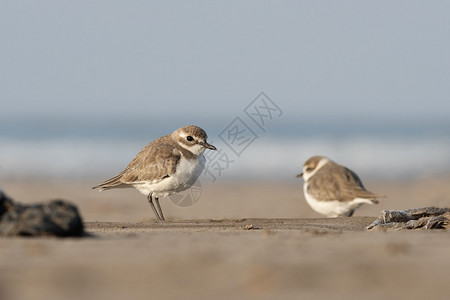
<box><xmin>86</xmin><ymin>216</ymin><xmax>376</xmax><ymax>232</ymax></box>
<box><xmin>1</xmin><ymin>178</ymin><xmax>449</xmax><ymax>300</ymax></box>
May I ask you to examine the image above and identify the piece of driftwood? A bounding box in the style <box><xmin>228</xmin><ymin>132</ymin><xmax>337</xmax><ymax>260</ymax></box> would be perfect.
<box><xmin>367</xmin><ymin>207</ymin><xmax>450</xmax><ymax>231</ymax></box>
<box><xmin>0</xmin><ymin>187</ymin><xmax>84</xmax><ymax>237</ymax></box>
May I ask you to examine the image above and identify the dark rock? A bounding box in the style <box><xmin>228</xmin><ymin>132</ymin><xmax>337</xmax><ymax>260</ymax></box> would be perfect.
<box><xmin>0</xmin><ymin>188</ymin><xmax>84</xmax><ymax>237</ymax></box>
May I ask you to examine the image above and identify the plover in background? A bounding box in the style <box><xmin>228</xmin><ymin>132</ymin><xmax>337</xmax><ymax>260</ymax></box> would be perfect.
<box><xmin>296</xmin><ymin>156</ymin><xmax>384</xmax><ymax>217</ymax></box>
<box><xmin>93</xmin><ymin>125</ymin><xmax>216</xmax><ymax>221</ymax></box>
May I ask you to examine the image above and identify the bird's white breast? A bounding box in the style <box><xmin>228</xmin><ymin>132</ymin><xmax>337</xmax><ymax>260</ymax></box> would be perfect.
<box><xmin>133</xmin><ymin>155</ymin><xmax>205</xmax><ymax>198</ymax></box>
<box><xmin>303</xmin><ymin>182</ymin><xmax>374</xmax><ymax>217</ymax></box>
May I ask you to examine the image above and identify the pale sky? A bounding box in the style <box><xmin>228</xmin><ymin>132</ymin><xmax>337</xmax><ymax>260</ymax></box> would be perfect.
<box><xmin>1</xmin><ymin>1</ymin><xmax>449</xmax><ymax>123</ymax></box>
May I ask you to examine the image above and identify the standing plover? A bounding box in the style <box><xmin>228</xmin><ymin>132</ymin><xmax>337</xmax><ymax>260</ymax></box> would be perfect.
<box><xmin>296</xmin><ymin>156</ymin><xmax>383</xmax><ymax>217</ymax></box>
<box><xmin>93</xmin><ymin>125</ymin><xmax>216</xmax><ymax>221</ymax></box>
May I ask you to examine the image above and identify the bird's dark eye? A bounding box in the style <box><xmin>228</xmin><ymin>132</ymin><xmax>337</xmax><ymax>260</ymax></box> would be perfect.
<box><xmin>306</xmin><ymin>167</ymin><xmax>313</xmax><ymax>172</ymax></box>
<box><xmin>186</xmin><ymin>136</ymin><xmax>194</xmax><ymax>141</ymax></box>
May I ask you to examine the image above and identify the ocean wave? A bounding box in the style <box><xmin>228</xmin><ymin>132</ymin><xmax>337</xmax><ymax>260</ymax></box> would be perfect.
<box><xmin>1</xmin><ymin>134</ymin><xmax>449</xmax><ymax>181</ymax></box>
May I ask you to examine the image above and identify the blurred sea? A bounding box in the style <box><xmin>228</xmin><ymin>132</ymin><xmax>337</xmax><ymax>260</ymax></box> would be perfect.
<box><xmin>1</xmin><ymin>116</ymin><xmax>449</xmax><ymax>181</ymax></box>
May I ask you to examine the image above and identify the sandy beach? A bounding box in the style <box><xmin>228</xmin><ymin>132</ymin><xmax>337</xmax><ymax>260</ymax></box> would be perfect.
<box><xmin>1</xmin><ymin>177</ymin><xmax>449</xmax><ymax>300</ymax></box>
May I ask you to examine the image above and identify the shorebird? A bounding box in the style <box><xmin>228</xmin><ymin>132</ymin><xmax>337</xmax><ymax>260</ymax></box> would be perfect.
<box><xmin>93</xmin><ymin>125</ymin><xmax>216</xmax><ymax>221</ymax></box>
<box><xmin>297</xmin><ymin>156</ymin><xmax>383</xmax><ymax>217</ymax></box>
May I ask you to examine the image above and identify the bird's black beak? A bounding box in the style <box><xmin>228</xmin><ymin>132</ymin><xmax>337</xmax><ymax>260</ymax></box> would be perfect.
<box><xmin>296</xmin><ymin>173</ymin><xmax>303</xmax><ymax>178</ymax></box>
<box><xmin>201</xmin><ymin>141</ymin><xmax>217</xmax><ymax>150</ymax></box>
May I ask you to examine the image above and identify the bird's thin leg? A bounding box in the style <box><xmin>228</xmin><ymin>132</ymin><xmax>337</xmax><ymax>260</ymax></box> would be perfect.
<box><xmin>154</xmin><ymin>198</ymin><xmax>165</xmax><ymax>221</ymax></box>
<box><xmin>147</xmin><ymin>194</ymin><xmax>162</xmax><ymax>221</ymax></box>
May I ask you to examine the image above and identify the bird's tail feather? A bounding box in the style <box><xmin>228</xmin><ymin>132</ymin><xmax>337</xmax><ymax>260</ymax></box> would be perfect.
<box><xmin>354</xmin><ymin>189</ymin><xmax>386</xmax><ymax>204</ymax></box>
<box><xmin>92</xmin><ymin>172</ymin><xmax>125</xmax><ymax>191</ymax></box>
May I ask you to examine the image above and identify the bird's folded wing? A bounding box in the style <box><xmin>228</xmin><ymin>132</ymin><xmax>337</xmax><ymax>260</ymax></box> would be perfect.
<box><xmin>307</xmin><ymin>171</ymin><xmax>341</xmax><ymax>201</ymax></box>
<box><xmin>308</xmin><ymin>166</ymin><xmax>381</xmax><ymax>202</ymax></box>
<box><xmin>340</xmin><ymin>167</ymin><xmax>383</xmax><ymax>200</ymax></box>
<box><xmin>120</xmin><ymin>143</ymin><xmax>181</xmax><ymax>184</ymax></box>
